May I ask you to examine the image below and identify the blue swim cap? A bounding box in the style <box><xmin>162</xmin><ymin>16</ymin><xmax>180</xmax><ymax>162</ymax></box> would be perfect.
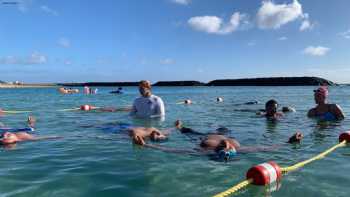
<box><xmin>218</xmin><ymin>148</ymin><xmax>237</xmax><ymax>161</ymax></box>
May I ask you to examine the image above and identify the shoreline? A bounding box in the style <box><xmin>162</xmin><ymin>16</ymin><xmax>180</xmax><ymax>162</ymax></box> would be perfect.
<box><xmin>0</xmin><ymin>84</ymin><xmax>58</xmax><ymax>88</ymax></box>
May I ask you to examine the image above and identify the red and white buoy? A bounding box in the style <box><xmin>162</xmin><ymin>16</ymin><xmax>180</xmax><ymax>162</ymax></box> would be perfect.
<box><xmin>80</xmin><ymin>105</ymin><xmax>91</xmax><ymax>111</ymax></box>
<box><xmin>339</xmin><ymin>131</ymin><xmax>350</xmax><ymax>143</ymax></box>
<box><xmin>246</xmin><ymin>161</ymin><xmax>282</xmax><ymax>185</ymax></box>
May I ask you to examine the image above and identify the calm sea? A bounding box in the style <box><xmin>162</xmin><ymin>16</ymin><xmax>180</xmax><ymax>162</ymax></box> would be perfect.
<box><xmin>0</xmin><ymin>86</ymin><xmax>350</xmax><ymax>197</ymax></box>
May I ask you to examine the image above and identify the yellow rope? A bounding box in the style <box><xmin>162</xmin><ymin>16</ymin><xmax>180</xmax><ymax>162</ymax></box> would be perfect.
<box><xmin>212</xmin><ymin>179</ymin><xmax>253</xmax><ymax>197</ymax></box>
<box><xmin>281</xmin><ymin>140</ymin><xmax>347</xmax><ymax>174</ymax></box>
<box><xmin>212</xmin><ymin>140</ymin><xmax>347</xmax><ymax>197</ymax></box>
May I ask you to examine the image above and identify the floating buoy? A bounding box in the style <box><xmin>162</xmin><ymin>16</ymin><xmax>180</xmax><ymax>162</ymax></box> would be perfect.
<box><xmin>246</xmin><ymin>161</ymin><xmax>282</xmax><ymax>185</ymax></box>
<box><xmin>80</xmin><ymin>105</ymin><xmax>91</xmax><ymax>111</ymax></box>
<box><xmin>184</xmin><ymin>99</ymin><xmax>192</xmax><ymax>104</ymax></box>
<box><xmin>216</xmin><ymin>97</ymin><xmax>224</xmax><ymax>102</ymax></box>
<box><xmin>339</xmin><ymin>131</ymin><xmax>350</xmax><ymax>143</ymax></box>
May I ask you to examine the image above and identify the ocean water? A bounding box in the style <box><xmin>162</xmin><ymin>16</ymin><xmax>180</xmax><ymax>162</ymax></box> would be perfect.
<box><xmin>0</xmin><ymin>86</ymin><xmax>350</xmax><ymax>197</ymax></box>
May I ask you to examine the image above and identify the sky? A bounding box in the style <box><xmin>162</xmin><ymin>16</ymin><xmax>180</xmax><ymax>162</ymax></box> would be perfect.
<box><xmin>0</xmin><ymin>0</ymin><xmax>349</xmax><ymax>83</ymax></box>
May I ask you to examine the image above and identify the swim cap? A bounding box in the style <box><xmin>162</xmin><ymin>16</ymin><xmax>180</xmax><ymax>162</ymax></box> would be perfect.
<box><xmin>218</xmin><ymin>148</ymin><xmax>237</xmax><ymax>161</ymax></box>
<box><xmin>139</xmin><ymin>80</ymin><xmax>152</xmax><ymax>90</ymax></box>
<box><xmin>314</xmin><ymin>86</ymin><xmax>329</xmax><ymax>97</ymax></box>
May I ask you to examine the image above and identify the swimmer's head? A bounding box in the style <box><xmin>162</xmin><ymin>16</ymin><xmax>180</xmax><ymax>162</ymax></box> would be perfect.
<box><xmin>314</xmin><ymin>86</ymin><xmax>328</xmax><ymax>104</ymax></box>
<box><xmin>80</xmin><ymin>105</ymin><xmax>91</xmax><ymax>111</ymax></box>
<box><xmin>0</xmin><ymin>132</ymin><xmax>19</xmax><ymax>145</ymax></box>
<box><xmin>218</xmin><ymin>148</ymin><xmax>237</xmax><ymax>162</ymax></box>
<box><xmin>265</xmin><ymin>99</ymin><xmax>278</xmax><ymax>116</ymax></box>
<box><xmin>288</xmin><ymin>132</ymin><xmax>304</xmax><ymax>144</ymax></box>
<box><xmin>216</xmin><ymin>97</ymin><xmax>223</xmax><ymax>102</ymax></box>
<box><xmin>139</xmin><ymin>80</ymin><xmax>152</xmax><ymax>97</ymax></box>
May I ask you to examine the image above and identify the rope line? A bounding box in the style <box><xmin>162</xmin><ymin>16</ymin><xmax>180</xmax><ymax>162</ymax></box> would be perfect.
<box><xmin>212</xmin><ymin>140</ymin><xmax>347</xmax><ymax>197</ymax></box>
<box><xmin>281</xmin><ymin>140</ymin><xmax>346</xmax><ymax>173</ymax></box>
<box><xmin>212</xmin><ymin>179</ymin><xmax>253</xmax><ymax>197</ymax></box>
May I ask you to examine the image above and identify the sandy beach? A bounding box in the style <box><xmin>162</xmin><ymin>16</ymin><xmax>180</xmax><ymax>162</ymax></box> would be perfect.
<box><xmin>0</xmin><ymin>84</ymin><xmax>57</xmax><ymax>88</ymax></box>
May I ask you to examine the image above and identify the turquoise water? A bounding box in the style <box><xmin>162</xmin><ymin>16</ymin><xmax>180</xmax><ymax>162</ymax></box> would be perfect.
<box><xmin>1</xmin><ymin>86</ymin><xmax>350</xmax><ymax>197</ymax></box>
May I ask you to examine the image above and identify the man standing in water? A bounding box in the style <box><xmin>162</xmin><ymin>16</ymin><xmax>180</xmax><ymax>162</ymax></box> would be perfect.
<box><xmin>130</xmin><ymin>80</ymin><xmax>165</xmax><ymax>119</ymax></box>
<box><xmin>308</xmin><ymin>86</ymin><xmax>345</xmax><ymax>121</ymax></box>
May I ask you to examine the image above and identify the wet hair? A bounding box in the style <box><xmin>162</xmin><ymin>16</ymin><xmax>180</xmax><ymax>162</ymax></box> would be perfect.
<box><xmin>265</xmin><ymin>99</ymin><xmax>278</xmax><ymax>109</ymax></box>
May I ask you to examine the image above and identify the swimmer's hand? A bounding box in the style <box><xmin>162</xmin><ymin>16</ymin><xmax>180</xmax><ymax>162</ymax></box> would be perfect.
<box><xmin>132</xmin><ymin>135</ymin><xmax>146</xmax><ymax>146</ymax></box>
<box><xmin>288</xmin><ymin>132</ymin><xmax>303</xmax><ymax>144</ymax></box>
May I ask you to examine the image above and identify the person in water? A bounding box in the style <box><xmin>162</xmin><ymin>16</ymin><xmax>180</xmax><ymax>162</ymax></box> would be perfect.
<box><xmin>0</xmin><ymin>116</ymin><xmax>60</xmax><ymax>146</ymax></box>
<box><xmin>0</xmin><ymin>132</ymin><xmax>61</xmax><ymax>145</ymax></box>
<box><xmin>135</xmin><ymin>120</ymin><xmax>303</xmax><ymax>161</ymax></box>
<box><xmin>257</xmin><ymin>99</ymin><xmax>284</xmax><ymax>119</ymax></box>
<box><xmin>128</xmin><ymin>127</ymin><xmax>168</xmax><ymax>145</ymax></box>
<box><xmin>175</xmin><ymin>120</ymin><xmax>303</xmax><ymax>160</ymax></box>
<box><xmin>130</xmin><ymin>80</ymin><xmax>165</xmax><ymax>118</ymax></box>
<box><xmin>307</xmin><ymin>86</ymin><xmax>345</xmax><ymax>121</ymax></box>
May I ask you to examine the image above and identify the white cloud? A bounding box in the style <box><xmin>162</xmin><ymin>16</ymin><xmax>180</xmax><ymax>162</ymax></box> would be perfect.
<box><xmin>188</xmin><ymin>12</ymin><xmax>249</xmax><ymax>35</ymax></box>
<box><xmin>171</xmin><ymin>0</ymin><xmax>190</xmax><ymax>5</ymax></box>
<box><xmin>0</xmin><ymin>52</ymin><xmax>47</xmax><ymax>65</ymax></box>
<box><xmin>40</xmin><ymin>5</ymin><xmax>58</xmax><ymax>16</ymax></box>
<box><xmin>58</xmin><ymin>38</ymin><xmax>70</xmax><ymax>48</ymax></box>
<box><xmin>299</xmin><ymin>14</ymin><xmax>314</xmax><ymax>31</ymax></box>
<box><xmin>257</xmin><ymin>0</ymin><xmax>304</xmax><ymax>29</ymax></box>
<box><xmin>303</xmin><ymin>46</ymin><xmax>330</xmax><ymax>56</ymax></box>
<box><xmin>160</xmin><ymin>58</ymin><xmax>175</xmax><ymax>65</ymax></box>
<box><xmin>278</xmin><ymin>36</ymin><xmax>288</xmax><ymax>41</ymax></box>
<box><xmin>338</xmin><ymin>29</ymin><xmax>350</xmax><ymax>39</ymax></box>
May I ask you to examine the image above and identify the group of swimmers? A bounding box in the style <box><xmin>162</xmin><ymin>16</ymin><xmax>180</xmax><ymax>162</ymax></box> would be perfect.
<box><xmin>0</xmin><ymin>81</ymin><xmax>346</xmax><ymax>161</ymax></box>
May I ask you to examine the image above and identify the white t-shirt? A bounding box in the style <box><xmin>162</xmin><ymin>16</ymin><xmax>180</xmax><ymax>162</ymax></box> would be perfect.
<box><xmin>130</xmin><ymin>95</ymin><xmax>165</xmax><ymax>118</ymax></box>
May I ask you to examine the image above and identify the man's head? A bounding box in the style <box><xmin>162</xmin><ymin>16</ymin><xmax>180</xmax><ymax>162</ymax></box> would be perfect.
<box><xmin>288</xmin><ymin>132</ymin><xmax>304</xmax><ymax>143</ymax></box>
<box><xmin>139</xmin><ymin>80</ymin><xmax>152</xmax><ymax>97</ymax></box>
<box><xmin>265</xmin><ymin>99</ymin><xmax>278</xmax><ymax>116</ymax></box>
<box><xmin>314</xmin><ymin>86</ymin><xmax>328</xmax><ymax>104</ymax></box>
<box><xmin>0</xmin><ymin>132</ymin><xmax>19</xmax><ymax>145</ymax></box>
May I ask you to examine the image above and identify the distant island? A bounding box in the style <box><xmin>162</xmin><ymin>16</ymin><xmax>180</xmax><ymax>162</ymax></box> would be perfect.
<box><xmin>206</xmin><ymin>77</ymin><xmax>335</xmax><ymax>86</ymax></box>
<box><xmin>0</xmin><ymin>77</ymin><xmax>336</xmax><ymax>88</ymax></box>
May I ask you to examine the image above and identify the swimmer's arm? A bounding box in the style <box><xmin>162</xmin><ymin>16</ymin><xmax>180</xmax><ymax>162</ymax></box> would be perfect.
<box><xmin>307</xmin><ymin>108</ymin><xmax>316</xmax><ymax>117</ymax></box>
<box><xmin>332</xmin><ymin>104</ymin><xmax>345</xmax><ymax>120</ymax></box>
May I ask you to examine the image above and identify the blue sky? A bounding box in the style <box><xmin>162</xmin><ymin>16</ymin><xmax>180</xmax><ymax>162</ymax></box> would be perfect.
<box><xmin>0</xmin><ymin>0</ymin><xmax>349</xmax><ymax>83</ymax></box>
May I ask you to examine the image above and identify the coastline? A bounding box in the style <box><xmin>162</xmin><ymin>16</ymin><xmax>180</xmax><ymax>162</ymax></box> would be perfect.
<box><xmin>0</xmin><ymin>84</ymin><xmax>57</xmax><ymax>88</ymax></box>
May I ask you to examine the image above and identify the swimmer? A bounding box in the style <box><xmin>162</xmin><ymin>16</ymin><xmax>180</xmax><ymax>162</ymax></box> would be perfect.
<box><xmin>0</xmin><ymin>131</ymin><xmax>61</xmax><ymax>145</ymax></box>
<box><xmin>147</xmin><ymin>120</ymin><xmax>303</xmax><ymax>161</ymax></box>
<box><xmin>216</xmin><ymin>97</ymin><xmax>224</xmax><ymax>102</ymax></box>
<box><xmin>130</xmin><ymin>80</ymin><xmax>165</xmax><ymax>118</ymax></box>
<box><xmin>308</xmin><ymin>86</ymin><xmax>345</xmax><ymax>121</ymax></box>
<box><xmin>257</xmin><ymin>99</ymin><xmax>284</xmax><ymax>120</ymax></box>
<box><xmin>128</xmin><ymin>127</ymin><xmax>168</xmax><ymax>145</ymax></box>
